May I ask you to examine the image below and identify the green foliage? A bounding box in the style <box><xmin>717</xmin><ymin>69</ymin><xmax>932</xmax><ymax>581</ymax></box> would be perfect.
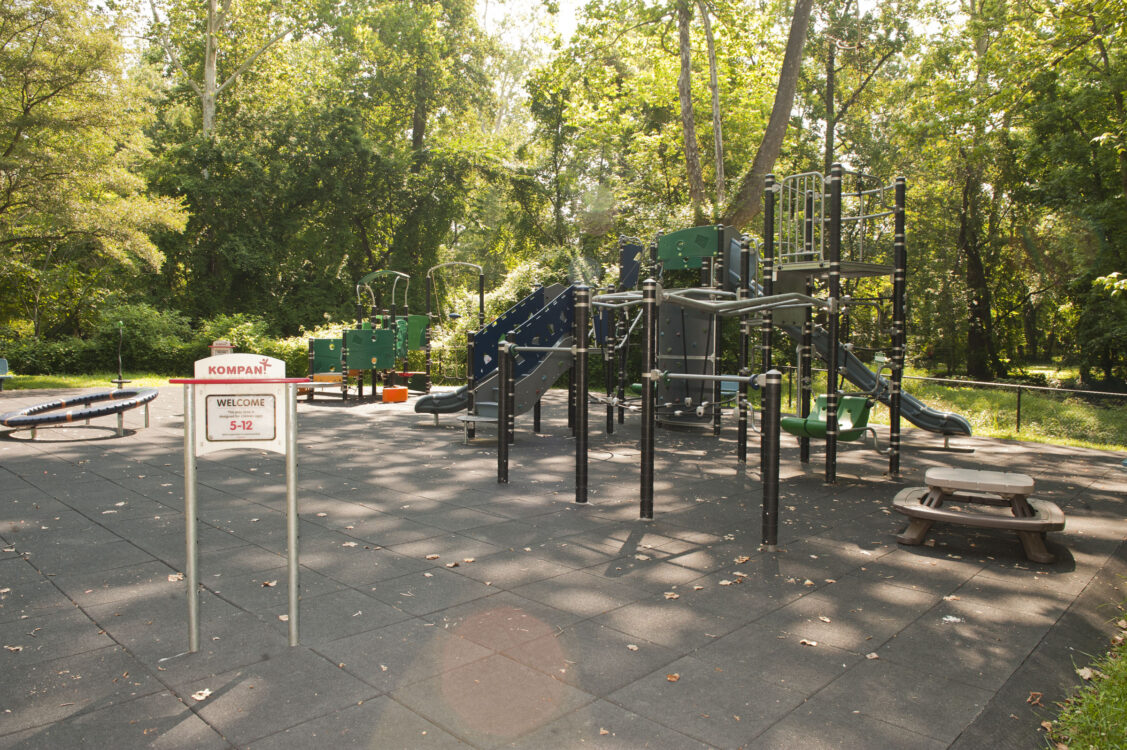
<box><xmin>1049</xmin><ymin>611</ymin><xmax>1127</xmax><ymax>749</ymax></box>
<box><xmin>0</xmin><ymin>0</ymin><xmax>187</xmax><ymax>338</ymax></box>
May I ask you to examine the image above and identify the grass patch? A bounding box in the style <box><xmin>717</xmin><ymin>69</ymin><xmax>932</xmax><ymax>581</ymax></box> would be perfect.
<box><xmin>1</xmin><ymin>372</ymin><xmax>171</xmax><ymax>391</ymax></box>
<box><xmin>1048</xmin><ymin>613</ymin><xmax>1127</xmax><ymax>749</ymax></box>
<box><xmin>777</xmin><ymin>368</ymin><xmax>1127</xmax><ymax>451</ymax></box>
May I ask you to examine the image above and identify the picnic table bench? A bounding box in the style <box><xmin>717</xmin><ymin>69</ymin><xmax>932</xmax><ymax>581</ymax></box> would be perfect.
<box><xmin>893</xmin><ymin>467</ymin><xmax>1065</xmax><ymax>563</ymax></box>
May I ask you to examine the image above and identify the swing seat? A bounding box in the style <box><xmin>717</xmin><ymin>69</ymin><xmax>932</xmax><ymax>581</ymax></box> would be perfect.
<box><xmin>780</xmin><ymin>395</ymin><xmax>872</xmax><ymax>442</ymax></box>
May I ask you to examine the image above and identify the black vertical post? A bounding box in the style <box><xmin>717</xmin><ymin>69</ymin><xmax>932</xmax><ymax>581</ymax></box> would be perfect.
<box><xmin>800</xmin><ymin>278</ymin><xmax>813</xmax><ymax>464</ymax></box>
<box><xmin>889</xmin><ymin>177</ymin><xmax>906</xmax><ymax>476</ymax></box>
<box><xmin>341</xmin><ymin>335</ymin><xmax>351</xmax><ymax>401</ymax></box>
<box><xmin>307</xmin><ymin>339</ymin><xmax>315</xmax><ymax>403</ymax></box>
<box><xmin>497</xmin><ymin>341</ymin><xmax>510</xmax><ymax>483</ymax></box>
<box><xmin>800</xmin><ymin>189</ymin><xmax>815</xmax><ymax>464</ymax></box>
<box><xmin>604</xmin><ymin>285</ymin><xmax>616</xmax><ymax>434</ymax></box>
<box><xmin>826</xmin><ymin>164</ymin><xmax>843</xmax><ymax>484</ymax></box>
<box><xmin>575</xmin><ymin>286</ymin><xmax>589</xmax><ymax>503</ymax></box>
<box><xmin>568</xmin><ymin>309</ymin><xmax>576</xmax><ymax>435</ymax></box>
<box><xmin>616</xmin><ymin>296</ymin><xmax>628</xmax><ymax>425</ymax></box>
<box><xmin>761</xmin><ymin>369</ymin><xmax>782</xmax><ymax>551</ymax></box>
<box><xmin>640</xmin><ymin>279</ymin><xmax>657</xmax><ymax>519</ymax></box>
<box><xmin>533</xmin><ymin>398</ymin><xmax>541</xmax><ymax>433</ymax></box>
<box><xmin>761</xmin><ymin>175</ymin><xmax>776</xmax><ymax>470</ymax></box>
<box><xmin>712</xmin><ymin>227</ymin><xmax>723</xmax><ymax>435</ymax></box>
<box><xmin>505</xmin><ymin>330</ymin><xmax>516</xmax><ymax>445</ymax></box>
<box><xmin>425</xmin><ymin>275</ymin><xmax>433</xmax><ymax>392</ymax></box>
<box><xmin>466</xmin><ymin>332</ymin><xmax>476</xmax><ymax>439</ymax></box>
<box><xmin>737</xmin><ymin>237</ymin><xmax>751</xmax><ymax>463</ymax></box>
<box><xmin>702</xmin><ymin>255</ymin><xmax>716</xmax><ymax>431</ymax></box>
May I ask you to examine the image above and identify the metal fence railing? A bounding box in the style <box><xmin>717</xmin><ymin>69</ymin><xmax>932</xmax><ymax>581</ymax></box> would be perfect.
<box><xmin>778</xmin><ymin>366</ymin><xmax>1127</xmax><ymax>435</ymax></box>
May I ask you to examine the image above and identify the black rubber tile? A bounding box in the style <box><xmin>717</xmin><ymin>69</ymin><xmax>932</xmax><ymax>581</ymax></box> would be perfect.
<box><xmin>504</xmin><ymin>619</ymin><xmax>680</xmax><ymax>697</ymax></box>
<box><xmin>0</xmin><ymin>690</ymin><xmax>230</xmax><ymax>749</ymax></box>
<box><xmin>754</xmin><ymin>575</ymin><xmax>940</xmax><ymax>652</ymax></box>
<box><xmin>172</xmin><ymin>648</ymin><xmax>380</xmax><ymax>746</ymax></box>
<box><xmin>877</xmin><ymin>595</ymin><xmax>1060</xmax><ymax>691</ymax></box>
<box><xmin>314</xmin><ymin>616</ymin><xmax>492</xmax><ymax>693</ymax></box>
<box><xmin>368</xmin><ymin>567</ymin><xmax>498</xmax><ymax>617</ymax></box>
<box><xmin>423</xmin><ymin>591</ymin><xmax>584</xmax><ymax>651</ymax></box>
<box><xmin>391</xmin><ymin>653</ymin><xmax>595</xmax><ymax>749</ymax></box>
<box><xmin>0</xmin><ymin>645</ymin><xmax>163</xmax><ymax>735</ymax></box>
<box><xmin>0</xmin><ymin>606</ymin><xmax>114</xmax><ymax>666</ymax></box>
<box><xmin>247</xmin><ymin>695</ymin><xmax>465</xmax><ymax>749</ymax></box>
<box><xmin>694</xmin><ymin>620</ymin><xmax>863</xmax><ymax>694</ymax></box>
<box><xmin>590</xmin><ymin>591</ymin><xmax>743</xmax><ymax>653</ymax></box>
<box><xmin>265</xmin><ymin>588</ymin><xmax>411</xmax><ymax>645</ymax></box>
<box><xmin>606</xmin><ymin>654</ymin><xmax>806</xmax><ymax>748</ymax></box>
<box><xmin>510</xmin><ymin>569</ymin><xmax>650</xmax><ymax>619</ymax></box>
<box><xmin>748</xmin><ymin>699</ymin><xmax>948</xmax><ymax>750</ymax></box>
<box><xmin>807</xmin><ymin>658</ymin><xmax>993</xmax><ymax>744</ymax></box>
<box><xmin>503</xmin><ymin>698</ymin><xmax>711</xmax><ymax>749</ymax></box>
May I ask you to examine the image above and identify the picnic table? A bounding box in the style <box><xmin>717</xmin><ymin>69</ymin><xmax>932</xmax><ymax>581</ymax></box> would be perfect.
<box><xmin>893</xmin><ymin>467</ymin><xmax>1065</xmax><ymax>563</ymax></box>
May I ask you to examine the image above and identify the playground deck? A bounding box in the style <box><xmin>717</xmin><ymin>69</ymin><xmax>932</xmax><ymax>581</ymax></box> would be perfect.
<box><xmin>1</xmin><ymin>388</ymin><xmax>1125</xmax><ymax>749</ymax></box>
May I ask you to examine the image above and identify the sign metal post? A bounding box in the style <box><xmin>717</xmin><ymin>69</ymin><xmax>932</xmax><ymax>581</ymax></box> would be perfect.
<box><xmin>171</xmin><ymin>354</ymin><xmax>308</xmax><ymax>650</ymax></box>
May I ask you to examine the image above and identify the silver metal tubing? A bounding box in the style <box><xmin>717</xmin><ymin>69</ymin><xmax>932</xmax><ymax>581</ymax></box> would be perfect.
<box><xmin>285</xmin><ymin>382</ymin><xmax>299</xmax><ymax>647</ymax></box>
<box><xmin>183</xmin><ymin>385</ymin><xmax>199</xmax><ymax>653</ymax></box>
<box><xmin>650</xmin><ymin>370</ymin><xmax>756</xmax><ymax>385</ymax></box>
<box><xmin>840</xmin><ymin>210</ymin><xmax>894</xmax><ymax>222</ymax></box>
<box><xmin>510</xmin><ymin>345</ymin><xmax>575</xmax><ymax>354</ymax></box>
<box><xmin>661</xmin><ymin>291</ymin><xmax>828</xmax><ymax>317</ymax></box>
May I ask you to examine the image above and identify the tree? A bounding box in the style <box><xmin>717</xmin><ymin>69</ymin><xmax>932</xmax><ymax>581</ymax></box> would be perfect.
<box><xmin>0</xmin><ymin>0</ymin><xmax>185</xmax><ymax>336</ymax></box>
<box><xmin>722</xmin><ymin>0</ymin><xmax>815</xmax><ymax>229</ymax></box>
<box><xmin>147</xmin><ymin>0</ymin><xmax>318</xmax><ymax>137</ymax></box>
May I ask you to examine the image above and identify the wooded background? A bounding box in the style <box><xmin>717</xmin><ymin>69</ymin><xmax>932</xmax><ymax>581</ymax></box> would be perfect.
<box><xmin>1</xmin><ymin>0</ymin><xmax>1124</xmax><ymax>384</ymax></box>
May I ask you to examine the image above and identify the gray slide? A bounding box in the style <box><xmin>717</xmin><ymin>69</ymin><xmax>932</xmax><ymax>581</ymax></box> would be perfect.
<box><xmin>469</xmin><ymin>333</ymin><xmax>575</xmax><ymax>419</ymax></box>
<box><xmin>779</xmin><ymin>323</ymin><xmax>972</xmax><ymax>436</ymax></box>
<box><xmin>416</xmin><ymin>283</ymin><xmax>575</xmax><ymax>423</ymax></box>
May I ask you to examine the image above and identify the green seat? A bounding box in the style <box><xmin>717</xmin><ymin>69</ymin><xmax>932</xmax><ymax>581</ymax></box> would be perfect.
<box><xmin>780</xmin><ymin>395</ymin><xmax>872</xmax><ymax>442</ymax></box>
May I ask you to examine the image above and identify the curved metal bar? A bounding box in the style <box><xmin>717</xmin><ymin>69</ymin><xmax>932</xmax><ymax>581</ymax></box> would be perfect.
<box><xmin>1</xmin><ymin>388</ymin><xmax>159</xmax><ymax>428</ymax></box>
<box><xmin>426</xmin><ymin>261</ymin><xmax>483</xmax><ymax>279</ymax></box>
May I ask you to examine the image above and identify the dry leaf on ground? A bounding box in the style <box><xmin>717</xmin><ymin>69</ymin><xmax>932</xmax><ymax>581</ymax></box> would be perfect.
<box><xmin>666</xmin><ymin>673</ymin><xmax>680</xmax><ymax>682</ymax></box>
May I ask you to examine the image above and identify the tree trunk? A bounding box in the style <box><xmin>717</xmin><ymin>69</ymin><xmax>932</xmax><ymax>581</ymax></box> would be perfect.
<box><xmin>721</xmin><ymin>0</ymin><xmax>815</xmax><ymax>229</ymax></box>
<box><xmin>677</xmin><ymin>1</ymin><xmax>706</xmax><ymax>216</ymax></box>
<box><xmin>202</xmin><ymin>0</ymin><xmax>219</xmax><ymax>137</ymax></box>
<box><xmin>697</xmin><ymin>0</ymin><xmax>724</xmax><ymax>208</ymax></box>
<box><xmin>959</xmin><ymin>170</ymin><xmax>1001</xmax><ymax>380</ymax></box>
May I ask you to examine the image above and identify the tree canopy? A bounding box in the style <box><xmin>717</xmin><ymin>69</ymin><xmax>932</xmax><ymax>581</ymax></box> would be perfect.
<box><xmin>0</xmin><ymin>0</ymin><xmax>1124</xmax><ymax>384</ymax></box>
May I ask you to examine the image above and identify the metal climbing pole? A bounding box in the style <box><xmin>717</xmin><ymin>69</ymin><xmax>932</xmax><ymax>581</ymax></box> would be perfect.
<box><xmin>889</xmin><ymin>177</ymin><xmax>907</xmax><ymax>477</ymax></box>
<box><xmin>737</xmin><ymin>237</ymin><xmax>751</xmax><ymax>463</ymax></box>
<box><xmin>825</xmin><ymin>164</ymin><xmax>843</xmax><ymax>484</ymax></box>
<box><xmin>640</xmin><ymin>279</ymin><xmax>657</xmax><ymax>520</ymax></box>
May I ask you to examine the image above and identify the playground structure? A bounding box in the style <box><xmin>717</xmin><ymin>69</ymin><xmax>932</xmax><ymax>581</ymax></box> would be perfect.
<box><xmin>763</xmin><ymin>166</ymin><xmax>970</xmax><ymax>481</ymax></box>
<box><xmin>408</xmin><ymin>164</ymin><xmax>973</xmax><ymax>545</ymax></box>
<box><xmin>305</xmin><ymin>270</ymin><xmax>428</xmax><ymax>401</ymax></box>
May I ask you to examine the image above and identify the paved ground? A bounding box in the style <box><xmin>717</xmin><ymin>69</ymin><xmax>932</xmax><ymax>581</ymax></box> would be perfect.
<box><xmin>1</xmin><ymin>386</ymin><xmax>1125</xmax><ymax>749</ymax></box>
